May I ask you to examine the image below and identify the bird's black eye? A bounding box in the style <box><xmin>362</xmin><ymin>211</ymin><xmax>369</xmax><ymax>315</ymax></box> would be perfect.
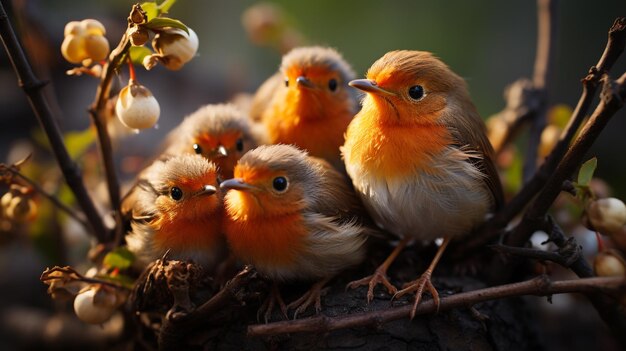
<box><xmin>170</xmin><ymin>187</ymin><xmax>183</xmax><ymax>201</ymax></box>
<box><xmin>284</xmin><ymin>78</ymin><xmax>289</xmax><ymax>87</ymax></box>
<box><xmin>235</xmin><ymin>138</ymin><xmax>244</xmax><ymax>152</ymax></box>
<box><xmin>193</xmin><ymin>143</ymin><xmax>202</xmax><ymax>154</ymax></box>
<box><xmin>328</xmin><ymin>79</ymin><xmax>338</xmax><ymax>92</ymax></box>
<box><xmin>408</xmin><ymin>85</ymin><xmax>424</xmax><ymax>100</ymax></box>
<box><xmin>272</xmin><ymin>176</ymin><xmax>288</xmax><ymax>192</ymax></box>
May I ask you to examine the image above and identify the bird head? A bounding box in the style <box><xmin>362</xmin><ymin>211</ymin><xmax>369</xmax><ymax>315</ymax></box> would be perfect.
<box><xmin>220</xmin><ymin>145</ymin><xmax>318</xmax><ymax>220</ymax></box>
<box><xmin>145</xmin><ymin>154</ymin><xmax>221</xmax><ymax>221</ymax></box>
<box><xmin>171</xmin><ymin>104</ymin><xmax>256</xmax><ymax>178</ymax></box>
<box><xmin>277</xmin><ymin>46</ymin><xmax>357</xmax><ymax>119</ymax></box>
<box><xmin>350</xmin><ymin>50</ymin><xmax>468</xmax><ymax>126</ymax></box>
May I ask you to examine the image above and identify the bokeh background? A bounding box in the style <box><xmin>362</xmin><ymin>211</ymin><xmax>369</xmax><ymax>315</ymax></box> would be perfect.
<box><xmin>0</xmin><ymin>0</ymin><xmax>625</xmax><ymax>349</ymax></box>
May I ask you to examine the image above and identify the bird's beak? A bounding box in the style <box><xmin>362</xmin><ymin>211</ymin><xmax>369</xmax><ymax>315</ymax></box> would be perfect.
<box><xmin>349</xmin><ymin>79</ymin><xmax>396</xmax><ymax>96</ymax></box>
<box><xmin>296</xmin><ymin>76</ymin><xmax>314</xmax><ymax>89</ymax></box>
<box><xmin>195</xmin><ymin>184</ymin><xmax>217</xmax><ymax>197</ymax></box>
<box><xmin>220</xmin><ymin>178</ymin><xmax>256</xmax><ymax>192</ymax></box>
<box><xmin>216</xmin><ymin>145</ymin><xmax>228</xmax><ymax>157</ymax></box>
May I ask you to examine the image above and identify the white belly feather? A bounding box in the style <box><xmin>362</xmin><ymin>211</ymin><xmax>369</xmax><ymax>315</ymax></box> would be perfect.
<box><xmin>346</xmin><ymin>147</ymin><xmax>492</xmax><ymax>241</ymax></box>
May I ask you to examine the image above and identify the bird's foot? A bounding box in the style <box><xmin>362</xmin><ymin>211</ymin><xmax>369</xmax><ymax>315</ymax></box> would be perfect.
<box><xmin>287</xmin><ymin>280</ymin><xmax>329</xmax><ymax>319</ymax></box>
<box><xmin>393</xmin><ymin>270</ymin><xmax>440</xmax><ymax>319</ymax></box>
<box><xmin>257</xmin><ymin>284</ymin><xmax>288</xmax><ymax>323</ymax></box>
<box><xmin>346</xmin><ymin>266</ymin><xmax>398</xmax><ymax>304</ymax></box>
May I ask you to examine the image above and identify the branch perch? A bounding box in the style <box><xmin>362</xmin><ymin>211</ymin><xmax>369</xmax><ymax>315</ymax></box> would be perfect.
<box><xmin>248</xmin><ymin>275</ymin><xmax>626</xmax><ymax>337</ymax></box>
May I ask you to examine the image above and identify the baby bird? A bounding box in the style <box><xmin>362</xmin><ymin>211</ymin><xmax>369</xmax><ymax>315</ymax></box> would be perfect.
<box><xmin>220</xmin><ymin>144</ymin><xmax>368</xmax><ymax>321</ymax></box>
<box><xmin>249</xmin><ymin>46</ymin><xmax>358</xmax><ymax>170</ymax></box>
<box><xmin>163</xmin><ymin>103</ymin><xmax>258</xmax><ymax>179</ymax></box>
<box><xmin>124</xmin><ymin>154</ymin><xmax>225</xmax><ymax>269</ymax></box>
<box><xmin>343</xmin><ymin>51</ymin><xmax>503</xmax><ymax>318</ymax></box>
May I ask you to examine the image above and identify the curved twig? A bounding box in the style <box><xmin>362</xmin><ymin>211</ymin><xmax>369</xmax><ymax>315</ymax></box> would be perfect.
<box><xmin>248</xmin><ymin>275</ymin><xmax>626</xmax><ymax>337</ymax></box>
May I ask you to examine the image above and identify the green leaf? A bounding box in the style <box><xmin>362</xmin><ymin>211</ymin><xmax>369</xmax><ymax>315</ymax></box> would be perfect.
<box><xmin>140</xmin><ymin>2</ymin><xmax>158</xmax><ymax>21</ymax></box>
<box><xmin>157</xmin><ymin>0</ymin><xmax>177</xmax><ymax>14</ymax></box>
<box><xmin>577</xmin><ymin>157</ymin><xmax>597</xmax><ymax>187</ymax></box>
<box><xmin>129</xmin><ymin>46</ymin><xmax>153</xmax><ymax>65</ymax></box>
<box><xmin>103</xmin><ymin>247</ymin><xmax>135</xmax><ymax>270</ymax></box>
<box><xmin>64</xmin><ymin>128</ymin><xmax>96</xmax><ymax>159</ymax></box>
<box><xmin>145</xmin><ymin>17</ymin><xmax>189</xmax><ymax>34</ymax></box>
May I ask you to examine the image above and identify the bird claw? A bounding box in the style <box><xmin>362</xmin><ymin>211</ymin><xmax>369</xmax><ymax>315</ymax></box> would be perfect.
<box><xmin>257</xmin><ymin>285</ymin><xmax>288</xmax><ymax>323</ymax></box>
<box><xmin>287</xmin><ymin>282</ymin><xmax>328</xmax><ymax>319</ymax></box>
<box><xmin>393</xmin><ymin>271</ymin><xmax>440</xmax><ymax>319</ymax></box>
<box><xmin>346</xmin><ymin>267</ymin><xmax>398</xmax><ymax>304</ymax></box>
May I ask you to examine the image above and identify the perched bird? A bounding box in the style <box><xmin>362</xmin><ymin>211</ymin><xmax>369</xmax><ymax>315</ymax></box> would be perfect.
<box><xmin>342</xmin><ymin>50</ymin><xmax>503</xmax><ymax>318</ymax></box>
<box><xmin>123</xmin><ymin>154</ymin><xmax>226</xmax><ymax>269</ymax></box>
<box><xmin>220</xmin><ymin>144</ymin><xmax>368</xmax><ymax>321</ymax></box>
<box><xmin>163</xmin><ymin>103</ymin><xmax>258</xmax><ymax>179</ymax></box>
<box><xmin>249</xmin><ymin>46</ymin><xmax>358</xmax><ymax>170</ymax></box>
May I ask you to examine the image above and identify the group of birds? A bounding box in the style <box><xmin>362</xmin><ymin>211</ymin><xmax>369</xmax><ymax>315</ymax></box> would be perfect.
<box><xmin>121</xmin><ymin>46</ymin><xmax>503</xmax><ymax>321</ymax></box>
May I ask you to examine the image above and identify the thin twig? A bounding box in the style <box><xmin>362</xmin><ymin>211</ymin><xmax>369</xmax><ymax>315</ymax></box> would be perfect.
<box><xmin>248</xmin><ymin>275</ymin><xmax>626</xmax><ymax>337</ymax></box>
<box><xmin>1</xmin><ymin>164</ymin><xmax>91</xmax><ymax>230</ymax></box>
<box><xmin>0</xmin><ymin>2</ymin><xmax>108</xmax><ymax>242</ymax></box>
<box><xmin>490</xmin><ymin>244</ymin><xmax>573</xmax><ymax>267</ymax></box>
<box><xmin>523</xmin><ymin>0</ymin><xmax>557</xmax><ymax>181</ymax></box>
<box><xmin>88</xmin><ymin>18</ymin><xmax>134</xmax><ymax>248</ymax></box>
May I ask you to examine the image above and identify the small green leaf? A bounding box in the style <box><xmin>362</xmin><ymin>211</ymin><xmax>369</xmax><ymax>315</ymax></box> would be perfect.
<box><xmin>64</xmin><ymin>128</ymin><xmax>96</xmax><ymax>159</ymax></box>
<box><xmin>140</xmin><ymin>2</ymin><xmax>158</xmax><ymax>21</ymax></box>
<box><xmin>103</xmin><ymin>247</ymin><xmax>135</xmax><ymax>270</ymax></box>
<box><xmin>129</xmin><ymin>46</ymin><xmax>153</xmax><ymax>65</ymax></box>
<box><xmin>157</xmin><ymin>0</ymin><xmax>177</xmax><ymax>14</ymax></box>
<box><xmin>145</xmin><ymin>17</ymin><xmax>189</xmax><ymax>34</ymax></box>
<box><xmin>577</xmin><ymin>157</ymin><xmax>597</xmax><ymax>187</ymax></box>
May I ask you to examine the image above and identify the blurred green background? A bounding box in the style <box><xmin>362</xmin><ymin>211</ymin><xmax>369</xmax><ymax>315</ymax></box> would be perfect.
<box><xmin>1</xmin><ymin>0</ymin><xmax>625</xmax><ymax>190</ymax></box>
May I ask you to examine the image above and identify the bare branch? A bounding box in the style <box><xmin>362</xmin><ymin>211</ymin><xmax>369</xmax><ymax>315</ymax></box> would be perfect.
<box><xmin>0</xmin><ymin>2</ymin><xmax>109</xmax><ymax>242</ymax></box>
<box><xmin>248</xmin><ymin>275</ymin><xmax>626</xmax><ymax>337</ymax></box>
<box><xmin>496</xmin><ymin>17</ymin><xmax>626</xmax><ymax>229</ymax></box>
<box><xmin>88</xmin><ymin>18</ymin><xmax>134</xmax><ymax>247</ymax></box>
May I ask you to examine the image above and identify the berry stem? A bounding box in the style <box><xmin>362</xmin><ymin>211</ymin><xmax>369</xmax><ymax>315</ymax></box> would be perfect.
<box><xmin>127</xmin><ymin>56</ymin><xmax>136</xmax><ymax>81</ymax></box>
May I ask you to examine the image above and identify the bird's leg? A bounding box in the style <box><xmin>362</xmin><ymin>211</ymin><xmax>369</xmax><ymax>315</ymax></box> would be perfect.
<box><xmin>257</xmin><ymin>283</ymin><xmax>288</xmax><ymax>323</ymax></box>
<box><xmin>287</xmin><ymin>277</ymin><xmax>331</xmax><ymax>319</ymax></box>
<box><xmin>394</xmin><ymin>237</ymin><xmax>451</xmax><ymax>319</ymax></box>
<box><xmin>346</xmin><ymin>237</ymin><xmax>409</xmax><ymax>303</ymax></box>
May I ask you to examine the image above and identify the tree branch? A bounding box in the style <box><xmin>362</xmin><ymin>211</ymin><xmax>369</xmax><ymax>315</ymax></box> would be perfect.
<box><xmin>497</xmin><ymin>17</ymin><xmax>625</xmax><ymax>228</ymax></box>
<box><xmin>461</xmin><ymin>18</ymin><xmax>626</xmax><ymax>253</ymax></box>
<box><xmin>0</xmin><ymin>2</ymin><xmax>108</xmax><ymax>242</ymax></box>
<box><xmin>248</xmin><ymin>275</ymin><xmax>626</xmax><ymax>337</ymax></box>
<box><xmin>508</xmin><ymin>72</ymin><xmax>626</xmax><ymax>247</ymax></box>
<box><xmin>88</xmin><ymin>18</ymin><xmax>134</xmax><ymax>247</ymax></box>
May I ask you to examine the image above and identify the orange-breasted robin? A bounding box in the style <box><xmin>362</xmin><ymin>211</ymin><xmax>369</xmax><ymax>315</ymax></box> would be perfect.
<box><xmin>220</xmin><ymin>144</ymin><xmax>369</xmax><ymax>321</ymax></box>
<box><xmin>342</xmin><ymin>50</ymin><xmax>503</xmax><ymax>318</ymax></box>
<box><xmin>123</xmin><ymin>154</ymin><xmax>226</xmax><ymax>269</ymax></box>
<box><xmin>163</xmin><ymin>103</ymin><xmax>258</xmax><ymax>179</ymax></box>
<box><xmin>249</xmin><ymin>46</ymin><xmax>358</xmax><ymax>170</ymax></box>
